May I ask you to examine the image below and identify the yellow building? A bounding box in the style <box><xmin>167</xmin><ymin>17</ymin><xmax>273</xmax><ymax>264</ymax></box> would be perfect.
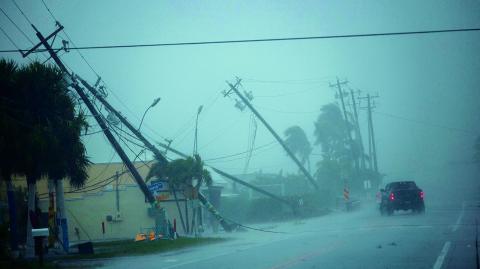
<box><xmin>5</xmin><ymin>161</ymin><xmax>197</xmax><ymax>244</ymax></box>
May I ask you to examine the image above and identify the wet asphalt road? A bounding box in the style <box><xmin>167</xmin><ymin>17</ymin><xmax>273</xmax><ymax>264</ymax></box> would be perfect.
<box><xmin>84</xmin><ymin>174</ymin><xmax>479</xmax><ymax>269</ymax></box>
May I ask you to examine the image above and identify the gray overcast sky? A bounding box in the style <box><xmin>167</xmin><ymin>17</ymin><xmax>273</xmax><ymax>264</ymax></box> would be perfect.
<box><xmin>1</xmin><ymin>1</ymin><xmax>479</xmax><ymax>182</ymax></box>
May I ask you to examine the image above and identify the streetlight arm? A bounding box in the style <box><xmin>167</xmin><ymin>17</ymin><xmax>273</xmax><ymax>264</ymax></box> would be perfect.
<box><xmin>138</xmin><ymin>106</ymin><xmax>152</xmax><ymax>131</ymax></box>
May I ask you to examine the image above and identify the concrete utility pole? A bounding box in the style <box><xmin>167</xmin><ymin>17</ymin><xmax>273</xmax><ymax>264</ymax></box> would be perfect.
<box><xmin>349</xmin><ymin>89</ymin><xmax>366</xmax><ymax>170</ymax></box>
<box><xmin>224</xmin><ymin>78</ymin><xmax>319</xmax><ymax>190</ymax></box>
<box><xmin>330</xmin><ymin>78</ymin><xmax>359</xmax><ymax>174</ymax></box>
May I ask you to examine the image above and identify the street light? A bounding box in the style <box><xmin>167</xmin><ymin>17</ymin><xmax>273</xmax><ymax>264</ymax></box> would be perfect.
<box><xmin>138</xmin><ymin>97</ymin><xmax>161</xmax><ymax>131</ymax></box>
<box><xmin>193</xmin><ymin>105</ymin><xmax>203</xmax><ymax>155</ymax></box>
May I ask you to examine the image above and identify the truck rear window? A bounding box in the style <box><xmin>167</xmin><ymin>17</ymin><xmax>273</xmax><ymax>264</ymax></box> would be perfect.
<box><xmin>390</xmin><ymin>182</ymin><xmax>417</xmax><ymax>190</ymax></box>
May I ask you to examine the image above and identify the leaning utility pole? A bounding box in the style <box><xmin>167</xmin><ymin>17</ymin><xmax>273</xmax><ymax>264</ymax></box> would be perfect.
<box><xmin>78</xmin><ymin>75</ymin><xmax>294</xmax><ymax>215</ymax></box>
<box><xmin>349</xmin><ymin>89</ymin><xmax>366</xmax><ymax>170</ymax></box>
<box><xmin>330</xmin><ymin>78</ymin><xmax>360</xmax><ymax>174</ymax></box>
<box><xmin>24</xmin><ymin>24</ymin><xmax>157</xmax><ymax>205</ymax></box>
<box><xmin>366</xmin><ymin>94</ymin><xmax>379</xmax><ymax>173</ymax></box>
<box><xmin>76</xmin><ymin>76</ymin><xmax>168</xmax><ymax>166</ymax></box>
<box><xmin>76</xmin><ymin>77</ymin><xmax>236</xmax><ymax>232</ymax></box>
<box><xmin>115</xmin><ymin>171</ymin><xmax>120</xmax><ymax>217</ymax></box>
<box><xmin>25</xmin><ymin>24</ymin><xmax>296</xmax><ymax>234</ymax></box>
<box><xmin>224</xmin><ymin>78</ymin><xmax>319</xmax><ymax>190</ymax></box>
<box><xmin>359</xmin><ymin>94</ymin><xmax>379</xmax><ymax>173</ymax></box>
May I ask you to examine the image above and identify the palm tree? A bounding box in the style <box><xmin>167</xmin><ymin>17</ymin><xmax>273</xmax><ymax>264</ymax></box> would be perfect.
<box><xmin>313</xmin><ymin>103</ymin><xmax>356</xmax><ymax>192</ymax></box>
<box><xmin>0</xmin><ymin>59</ymin><xmax>22</xmax><ymax>252</ymax></box>
<box><xmin>45</xmin><ymin>94</ymin><xmax>90</xmax><ymax>251</ymax></box>
<box><xmin>3</xmin><ymin>61</ymin><xmax>89</xmax><ymax>256</ymax></box>
<box><xmin>284</xmin><ymin>126</ymin><xmax>312</xmax><ymax>172</ymax></box>
<box><xmin>313</xmin><ymin>103</ymin><xmax>351</xmax><ymax>161</ymax></box>
<box><xmin>147</xmin><ymin>154</ymin><xmax>212</xmax><ymax>234</ymax></box>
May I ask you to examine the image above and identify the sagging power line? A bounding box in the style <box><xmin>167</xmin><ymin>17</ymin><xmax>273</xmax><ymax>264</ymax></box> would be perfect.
<box><xmin>1</xmin><ymin>27</ymin><xmax>479</xmax><ymax>53</ymax></box>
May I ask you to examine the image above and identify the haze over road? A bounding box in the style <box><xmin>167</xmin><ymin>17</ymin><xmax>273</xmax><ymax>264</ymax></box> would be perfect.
<box><xmin>79</xmin><ymin>166</ymin><xmax>479</xmax><ymax>269</ymax></box>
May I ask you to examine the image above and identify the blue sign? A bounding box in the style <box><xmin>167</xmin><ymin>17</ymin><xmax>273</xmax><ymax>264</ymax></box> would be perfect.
<box><xmin>148</xmin><ymin>181</ymin><xmax>168</xmax><ymax>193</ymax></box>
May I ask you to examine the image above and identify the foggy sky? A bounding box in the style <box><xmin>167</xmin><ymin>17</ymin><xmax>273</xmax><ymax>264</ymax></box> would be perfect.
<box><xmin>1</xmin><ymin>0</ymin><xmax>479</xmax><ymax>184</ymax></box>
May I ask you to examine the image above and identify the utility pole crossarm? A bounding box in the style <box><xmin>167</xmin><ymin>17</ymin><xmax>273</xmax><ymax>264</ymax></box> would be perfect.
<box><xmin>226</xmin><ymin>78</ymin><xmax>319</xmax><ymax>190</ymax></box>
<box><xmin>330</xmin><ymin>78</ymin><xmax>360</xmax><ymax>175</ymax></box>
<box><xmin>358</xmin><ymin>94</ymin><xmax>379</xmax><ymax>173</ymax></box>
<box><xmin>28</xmin><ymin>25</ymin><xmax>156</xmax><ymax>205</ymax></box>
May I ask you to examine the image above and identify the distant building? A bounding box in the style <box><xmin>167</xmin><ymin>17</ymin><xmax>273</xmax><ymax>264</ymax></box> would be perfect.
<box><xmin>2</xmin><ymin>161</ymin><xmax>216</xmax><ymax>244</ymax></box>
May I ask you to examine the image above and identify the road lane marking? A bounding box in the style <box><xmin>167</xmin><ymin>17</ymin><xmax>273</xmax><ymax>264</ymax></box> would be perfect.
<box><xmin>452</xmin><ymin>201</ymin><xmax>466</xmax><ymax>232</ymax></box>
<box><xmin>433</xmin><ymin>241</ymin><xmax>451</xmax><ymax>269</ymax></box>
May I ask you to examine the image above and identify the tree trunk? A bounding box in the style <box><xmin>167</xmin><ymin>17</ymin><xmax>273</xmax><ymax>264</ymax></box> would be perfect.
<box><xmin>172</xmin><ymin>189</ymin><xmax>186</xmax><ymax>234</ymax></box>
<box><xmin>184</xmin><ymin>197</ymin><xmax>189</xmax><ymax>234</ymax></box>
<box><xmin>6</xmin><ymin>180</ymin><xmax>18</xmax><ymax>251</ymax></box>
<box><xmin>47</xmin><ymin>179</ymin><xmax>56</xmax><ymax>247</ymax></box>
<box><xmin>55</xmin><ymin>179</ymin><xmax>69</xmax><ymax>252</ymax></box>
<box><xmin>25</xmin><ymin>181</ymin><xmax>36</xmax><ymax>258</ymax></box>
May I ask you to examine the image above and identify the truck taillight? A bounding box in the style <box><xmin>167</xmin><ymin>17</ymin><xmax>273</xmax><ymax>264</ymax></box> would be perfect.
<box><xmin>389</xmin><ymin>193</ymin><xmax>395</xmax><ymax>201</ymax></box>
<box><xmin>420</xmin><ymin>191</ymin><xmax>424</xmax><ymax>199</ymax></box>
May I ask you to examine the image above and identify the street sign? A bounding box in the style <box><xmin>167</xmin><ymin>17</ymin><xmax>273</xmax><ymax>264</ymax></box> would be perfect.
<box><xmin>148</xmin><ymin>181</ymin><xmax>169</xmax><ymax>193</ymax></box>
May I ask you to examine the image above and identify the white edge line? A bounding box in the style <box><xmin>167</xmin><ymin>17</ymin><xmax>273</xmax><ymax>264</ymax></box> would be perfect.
<box><xmin>452</xmin><ymin>201</ymin><xmax>466</xmax><ymax>232</ymax></box>
<box><xmin>433</xmin><ymin>241</ymin><xmax>451</xmax><ymax>269</ymax></box>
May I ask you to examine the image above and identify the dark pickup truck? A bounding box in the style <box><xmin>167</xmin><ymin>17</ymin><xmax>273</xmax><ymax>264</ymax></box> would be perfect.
<box><xmin>379</xmin><ymin>181</ymin><xmax>425</xmax><ymax>215</ymax></box>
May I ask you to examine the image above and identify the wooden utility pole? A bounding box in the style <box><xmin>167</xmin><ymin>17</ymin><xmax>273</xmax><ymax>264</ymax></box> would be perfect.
<box><xmin>25</xmin><ymin>24</ymin><xmax>296</xmax><ymax>234</ymax></box>
<box><xmin>367</xmin><ymin>94</ymin><xmax>379</xmax><ymax>173</ymax></box>
<box><xmin>330</xmin><ymin>78</ymin><xmax>359</xmax><ymax>174</ymax></box>
<box><xmin>359</xmin><ymin>94</ymin><xmax>379</xmax><ymax>173</ymax></box>
<box><xmin>79</xmin><ymin>76</ymin><xmax>294</xmax><ymax>208</ymax></box>
<box><xmin>25</xmin><ymin>24</ymin><xmax>157</xmax><ymax>205</ymax></box>
<box><xmin>115</xmin><ymin>171</ymin><xmax>120</xmax><ymax>215</ymax></box>
<box><xmin>225</xmin><ymin>78</ymin><xmax>319</xmax><ymax>190</ymax></box>
<box><xmin>350</xmin><ymin>89</ymin><xmax>366</xmax><ymax>170</ymax></box>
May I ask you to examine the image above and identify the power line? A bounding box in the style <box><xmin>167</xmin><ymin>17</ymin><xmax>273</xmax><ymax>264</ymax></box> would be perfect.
<box><xmin>10</xmin><ymin>0</ymin><xmax>33</xmax><ymax>25</ymax></box>
<box><xmin>40</xmin><ymin>0</ymin><xmax>58</xmax><ymax>22</ymax></box>
<box><xmin>39</xmin><ymin>0</ymin><xmax>102</xmax><ymax>79</ymax></box>
<box><xmin>255</xmin><ymin>104</ymin><xmax>319</xmax><ymax>114</ymax></box>
<box><xmin>1</xmin><ymin>27</ymin><xmax>479</xmax><ymax>54</ymax></box>
<box><xmin>0</xmin><ymin>6</ymin><xmax>35</xmax><ymax>45</ymax></box>
<box><xmin>0</xmin><ymin>25</ymin><xmax>22</xmax><ymax>52</ymax></box>
<box><xmin>374</xmin><ymin>111</ymin><xmax>477</xmax><ymax>135</ymax></box>
<box><xmin>113</xmin><ymin>128</ymin><xmax>152</xmax><ymax>169</ymax></box>
<box><xmin>198</xmin><ymin>118</ymin><xmax>243</xmax><ymax>151</ymax></box>
<box><xmin>204</xmin><ymin>141</ymin><xmax>276</xmax><ymax>162</ymax></box>
<box><xmin>243</xmin><ymin>77</ymin><xmax>334</xmax><ymax>84</ymax></box>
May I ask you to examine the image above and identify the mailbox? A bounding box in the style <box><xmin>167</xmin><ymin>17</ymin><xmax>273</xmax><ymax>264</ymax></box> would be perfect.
<box><xmin>32</xmin><ymin>228</ymin><xmax>49</xmax><ymax>237</ymax></box>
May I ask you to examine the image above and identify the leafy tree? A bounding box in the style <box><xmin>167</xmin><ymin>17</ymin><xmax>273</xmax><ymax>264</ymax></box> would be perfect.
<box><xmin>284</xmin><ymin>126</ymin><xmax>312</xmax><ymax>172</ymax></box>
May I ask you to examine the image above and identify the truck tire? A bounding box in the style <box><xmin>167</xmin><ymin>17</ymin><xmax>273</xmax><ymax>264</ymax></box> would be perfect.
<box><xmin>418</xmin><ymin>204</ymin><xmax>425</xmax><ymax>214</ymax></box>
<box><xmin>386</xmin><ymin>206</ymin><xmax>394</xmax><ymax>216</ymax></box>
